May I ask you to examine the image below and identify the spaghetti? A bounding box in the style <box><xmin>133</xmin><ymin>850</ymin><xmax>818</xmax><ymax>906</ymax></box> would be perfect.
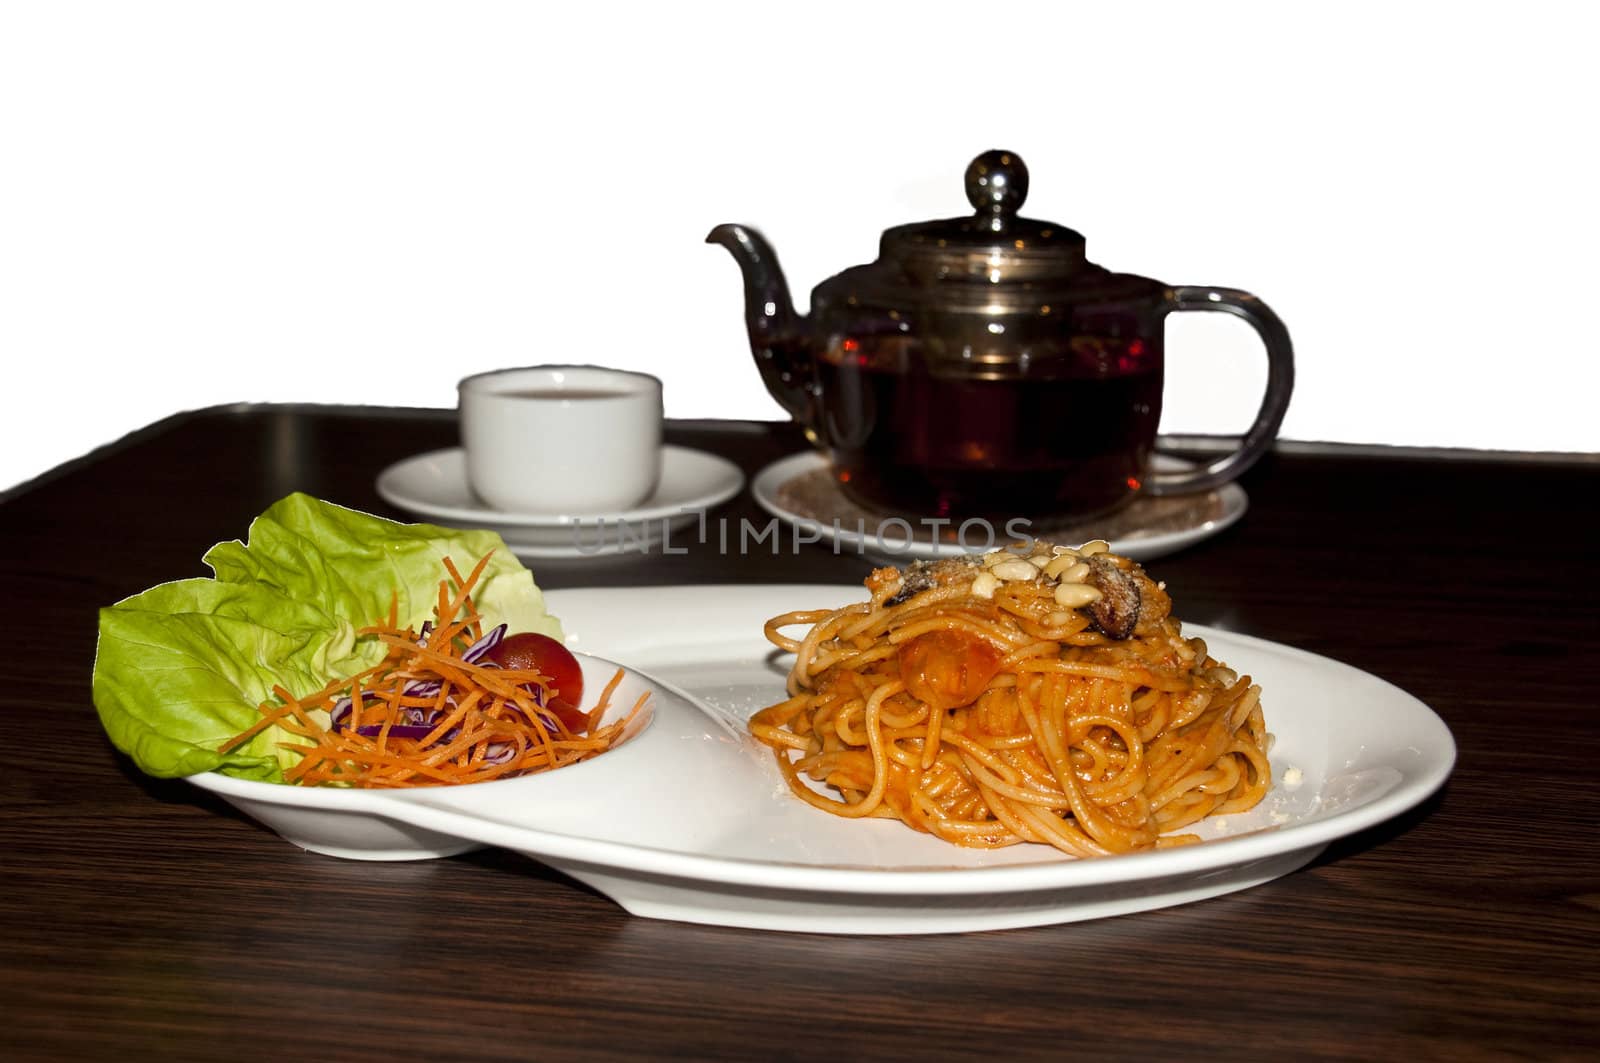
<box><xmin>750</xmin><ymin>542</ymin><xmax>1270</xmax><ymax>856</ymax></box>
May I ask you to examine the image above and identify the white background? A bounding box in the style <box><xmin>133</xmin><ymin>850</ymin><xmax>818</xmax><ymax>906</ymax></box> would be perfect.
<box><xmin>2</xmin><ymin>1</ymin><xmax>1596</xmax><ymax>494</ymax></box>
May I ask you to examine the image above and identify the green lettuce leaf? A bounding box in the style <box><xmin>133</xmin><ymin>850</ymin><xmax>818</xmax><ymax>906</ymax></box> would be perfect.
<box><xmin>92</xmin><ymin>494</ymin><xmax>562</xmax><ymax>782</ymax></box>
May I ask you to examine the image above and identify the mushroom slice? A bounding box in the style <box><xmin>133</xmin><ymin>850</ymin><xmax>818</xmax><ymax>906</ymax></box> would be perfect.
<box><xmin>882</xmin><ymin>557</ymin><xmax>977</xmax><ymax>607</ymax></box>
<box><xmin>1084</xmin><ymin>556</ymin><xmax>1142</xmax><ymax>639</ymax></box>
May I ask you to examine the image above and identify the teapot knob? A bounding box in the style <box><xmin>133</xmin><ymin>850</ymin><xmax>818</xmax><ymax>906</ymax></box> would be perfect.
<box><xmin>965</xmin><ymin>149</ymin><xmax>1029</xmax><ymax>226</ymax></box>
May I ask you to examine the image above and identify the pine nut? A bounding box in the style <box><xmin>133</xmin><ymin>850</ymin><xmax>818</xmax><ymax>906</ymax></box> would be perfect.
<box><xmin>1054</xmin><ymin>582</ymin><xmax>1103</xmax><ymax>608</ymax></box>
<box><xmin>1077</xmin><ymin>539</ymin><xmax>1110</xmax><ymax>557</ymax></box>
<box><xmin>1028</xmin><ymin>554</ymin><xmax>1051</xmax><ymax>569</ymax></box>
<box><xmin>1044</xmin><ymin>554</ymin><xmax>1089</xmax><ymax>580</ymax></box>
<box><xmin>1059</xmin><ymin>561</ymin><xmax>1090</xmax><ymax>584</ymax></box>
<box><xmin>970</xmin><ymin>571</ymin><xmax>999</xmax><ymax>599</ymax></box>
<box><xmin>991</xmin><ymin>558</ymin><xmax>1040</xmax><ymax>582</ymax></box>
<box><xmin>1045</xmin><ymin>609</ymin><xmax>1073</xmax><ymax>627</ymax></box>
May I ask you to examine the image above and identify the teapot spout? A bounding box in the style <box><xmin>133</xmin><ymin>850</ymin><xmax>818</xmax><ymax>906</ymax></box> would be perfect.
<box><xmin>706</xmin><ymin>223</ymin><xmax>813</xmax><ymax>424</ymax></box>
<box><xmin>706</xmin><ymin>223</ymin><xmax>799</xmax><ymax>336</ymax></box>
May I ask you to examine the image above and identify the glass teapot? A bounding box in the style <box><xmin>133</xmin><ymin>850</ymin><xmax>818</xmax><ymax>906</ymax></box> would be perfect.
<box><xmin>708</xmin><ymin>149</ymin><xmax>1293</xmax><ymax>522</ymax></box>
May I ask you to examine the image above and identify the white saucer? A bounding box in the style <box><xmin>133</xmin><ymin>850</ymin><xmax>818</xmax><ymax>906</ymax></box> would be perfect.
<box><xmin>751</xmin><ymin>451</ymin><xmax>1247</xmax><ymax>562</ymax></box>
<box><xmin>376</xmin><ymin>446</ymin><xmax>745</xmax><ymax>558</ymax></box>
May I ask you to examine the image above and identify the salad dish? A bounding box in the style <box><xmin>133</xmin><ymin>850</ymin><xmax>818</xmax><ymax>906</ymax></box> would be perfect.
<box><xmin>94</xmin><ymin>494</ymin><xmax>647</xmax><ymax>789</ymax></box>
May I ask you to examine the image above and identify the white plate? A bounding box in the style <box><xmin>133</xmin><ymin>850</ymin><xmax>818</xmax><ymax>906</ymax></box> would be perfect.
<box><xmin>752</xmin><ymin>451</ymin><xmax>1248</xmax><ymax>562</ymax></box>
<box><xmin>189</xmin><ymin>585</ymin><xmax>1456</xmax><ymax>936</ymax></box>
<box><xmin>375</xmin><ymin>446</ymin><xmax>744</xmax><ymax>558</ymax></box>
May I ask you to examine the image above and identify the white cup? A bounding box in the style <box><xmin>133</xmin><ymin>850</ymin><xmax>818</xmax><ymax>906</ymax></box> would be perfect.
<box><xmin>458</xmin><ymin>365</ymin><xmax>664</xmax><ymax>514</ymax></box>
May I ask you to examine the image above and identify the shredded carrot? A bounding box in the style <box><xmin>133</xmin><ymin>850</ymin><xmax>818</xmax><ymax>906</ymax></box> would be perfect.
<box><xmin>222</xmin><ymin>552</ymin><xmax>650</xmax><ymax>788</ymax></box>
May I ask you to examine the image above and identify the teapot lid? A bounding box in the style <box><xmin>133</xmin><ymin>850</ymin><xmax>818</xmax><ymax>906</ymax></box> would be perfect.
<box><xmin>880</xmin><ymin>150</ymin><xmax>1093</xmax><ymax>288</ymax></box>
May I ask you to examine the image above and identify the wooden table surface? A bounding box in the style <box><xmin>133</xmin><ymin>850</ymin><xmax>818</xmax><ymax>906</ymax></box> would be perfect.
<box><xmin>3</xmin><ymin>405</ymin><xmax>1596</xmax><ymax>1061</ymax></box>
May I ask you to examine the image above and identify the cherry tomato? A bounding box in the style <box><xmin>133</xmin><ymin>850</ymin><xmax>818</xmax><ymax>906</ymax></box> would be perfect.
<box><xmin>897</xmin><ymin>629</ymin><xmax>1003</xmax><ymax>711</ymax></box>
<box><xmin>540</xmin><ymin>696</ymin><xmax>589</xmax><ymax>734</ymax></box>
<box><xmin>482</xmin><ymin>632</ymin><xmax>587</xmax><ymax>732</ymax></box>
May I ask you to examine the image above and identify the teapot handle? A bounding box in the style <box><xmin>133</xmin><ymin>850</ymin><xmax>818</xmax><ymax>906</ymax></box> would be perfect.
<box><xmin>1144</xmin><ymin>286</ymin><xmax>1295</xmax><ymax>495</ymax></box>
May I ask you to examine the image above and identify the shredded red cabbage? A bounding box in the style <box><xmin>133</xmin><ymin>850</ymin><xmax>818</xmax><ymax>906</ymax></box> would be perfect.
<box><xmin>329</xmin><ymin>623</ymin><xmax>559</xmax><ymax>740</ymax></box>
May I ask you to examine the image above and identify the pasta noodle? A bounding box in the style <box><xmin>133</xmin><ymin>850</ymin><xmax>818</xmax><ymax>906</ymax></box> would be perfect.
<box><xmin>749</xmin><ymin>542</ymin><xmax>1270</xmax><ymax>856</ymax></box>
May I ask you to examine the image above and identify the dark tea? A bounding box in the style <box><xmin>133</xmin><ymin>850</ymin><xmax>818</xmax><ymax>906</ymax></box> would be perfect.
<box><xmin>813</xmin><ymin>335</ymin><xmax>1163</xmax><ymax>521</ymax></box>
